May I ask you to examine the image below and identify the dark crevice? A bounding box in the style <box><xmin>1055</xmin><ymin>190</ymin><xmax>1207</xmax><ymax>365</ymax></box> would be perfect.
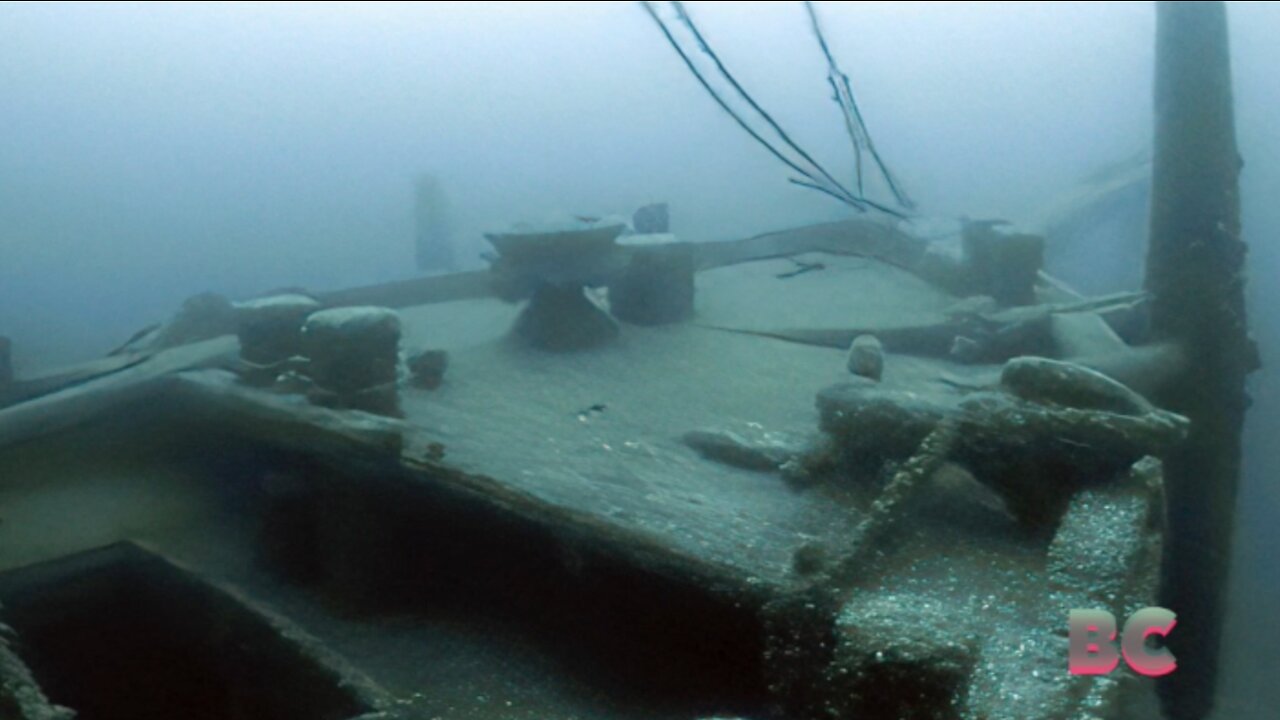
<box><xmin>190</xmin><ymin>438</ymin><xmax>773</xmax><ymax>719</ymax></box>
<box><xmin>0</xmin><ymin>543</ymin><xmax>376</xmax><ymax>720</ymax></box>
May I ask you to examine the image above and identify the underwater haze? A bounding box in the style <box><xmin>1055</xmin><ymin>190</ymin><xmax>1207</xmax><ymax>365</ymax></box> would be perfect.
<box><xmin>0</xmin><ymin>2</ymin><xmax>1278</xmax><ymax>719</ymax></box>
<box><xmin>1</xmin><ymin>0</ymin><xmax>1168</xmax><ymax>368</ymax></box>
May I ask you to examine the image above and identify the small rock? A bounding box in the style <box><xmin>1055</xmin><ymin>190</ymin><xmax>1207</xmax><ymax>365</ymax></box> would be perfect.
<box><xmin>407</xmin><ymin>349</ymin><xmax>450</xmax><ymax>389</ymax></box>
<box><xmin>682</xmin><ymin>428</ymin><xmax>794</xmax><ymax>472</ymax></box>
<box><xmin>236</xmin><ymin>294</ymin><xmax>320</xmax><ymax>364</ymax></box>
<box><xmin>846</xmin><ymin>334</ymin><xmax>884</xmax><ymax>381</ymax></box>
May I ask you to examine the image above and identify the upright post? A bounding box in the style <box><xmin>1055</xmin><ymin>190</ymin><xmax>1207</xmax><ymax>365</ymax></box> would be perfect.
<box><xmin>1146</xmin><ymin>3</ymin><xmax>1255</xmax><ymax>717</ymax></box>
<box><xmin>414</xmin><ymin>174</ymin><xmax>455</xmax><ymax>273</ymax></box>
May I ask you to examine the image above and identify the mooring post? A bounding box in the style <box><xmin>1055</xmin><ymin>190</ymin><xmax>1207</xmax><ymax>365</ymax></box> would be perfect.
<box><xmin>414</xmin><ymin>174</ymin><xmax>455</xmax><ymax>273</ymax></box>
<box><xmin>1146</xmin><ymin>3</ymin><xmax>1255</xmax><ymax>718</ymax></box>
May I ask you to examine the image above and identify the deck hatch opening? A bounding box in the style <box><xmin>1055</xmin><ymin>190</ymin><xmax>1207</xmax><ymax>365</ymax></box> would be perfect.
<box><xmin>0</xmin><ymin>542</ymin><xmax>377</xmax><ymax>720</ymax></box>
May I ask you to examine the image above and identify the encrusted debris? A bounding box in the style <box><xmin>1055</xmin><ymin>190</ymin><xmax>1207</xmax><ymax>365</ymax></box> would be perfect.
<box><xmin>847</xmin><ymin>334</ymin><xmax>885</xmax><ymax>381</ymax></box>
<box><xmin>812</xmin><ymin>357</ymin><xmax>1187</xmax><ymax>528</ymax></box>
<box><xmin>682</xmin><ymin>427</ymin><xmax>798</xmax><ymax>472</ymax></box>
<box><xmin>0</xmin><ymin>623</ymin><xmax>75</xmax><ymax>720</ymax></box>
<box><xmin>1000</xmin><ymin>355</ymin><xmax>1153</xmax><ymax>415</ymax></box>
<box><xmin>406</xmin><ymin>348</ymin><xmax>449</xmax><ymax>390</ymax></box>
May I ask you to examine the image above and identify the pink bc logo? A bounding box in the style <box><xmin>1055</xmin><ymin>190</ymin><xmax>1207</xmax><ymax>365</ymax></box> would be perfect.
<box><xmin>1068</xmin><ymin>607</ymin><xmax>1177</xmax><ymax>677</ymax></box>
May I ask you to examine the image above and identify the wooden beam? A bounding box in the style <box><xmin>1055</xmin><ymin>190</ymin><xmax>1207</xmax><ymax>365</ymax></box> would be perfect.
<box><xmin>1145</xmin><ymin>4</ymin><xmax>1253</xmax><ymax>717</ymax></box>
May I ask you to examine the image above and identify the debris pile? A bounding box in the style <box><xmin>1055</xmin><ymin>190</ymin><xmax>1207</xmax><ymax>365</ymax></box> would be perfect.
<box><xmin>812</xmin><ymin>356</ymin><xmax>1188</xmax><ymax>528</ymax></box>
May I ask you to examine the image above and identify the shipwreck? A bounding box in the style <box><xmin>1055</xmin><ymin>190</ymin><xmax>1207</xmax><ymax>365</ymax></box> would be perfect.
<box><xmin>0</xmin><ymin>2</ymin><xmax>1251</xmax><ymax>719</ymax></box>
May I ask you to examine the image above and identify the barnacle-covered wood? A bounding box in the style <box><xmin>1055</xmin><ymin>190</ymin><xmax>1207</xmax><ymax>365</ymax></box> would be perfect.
<box><xmin>814</xmin><ymin>359</ymin><xmax>1187</xmax><ymax>527</ymax></box>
